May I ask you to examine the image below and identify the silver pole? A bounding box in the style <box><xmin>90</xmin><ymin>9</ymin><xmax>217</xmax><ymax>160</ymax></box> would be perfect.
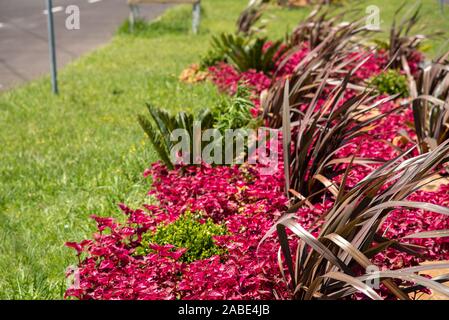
<box><xmin>46</xmin><ymin>0</ymin><xmax>58</xmax><ymax>94</ymax></box>
<box><xmin>192</xmin><ymin>1</ymin><xmax>200</xmax><ymax>35</ymax></box>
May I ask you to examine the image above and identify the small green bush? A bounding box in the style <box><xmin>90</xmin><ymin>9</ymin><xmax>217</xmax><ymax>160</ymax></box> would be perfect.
<box><xmin>370</xmin><ymin>69</ymin><xmax>409</xmax><ymax>97</ymax></box>
<box><xmin>135</xmin><ymin>212</ymin><xmax>227</xmax><ymax>263</ymax></box>
<box><xmin>211</xmin><ymin>86</ymin><xmax>262</xmax><ymax>162</ymax></box>
<box><xmin>199</xmin><ymin>48</ymin><xmax>227</xmax><ymax>70</ymax></box>
<box><xmin>213</xmin><ymin>86</ymin><xmax>259</xmax><ymax>133</ymax></box>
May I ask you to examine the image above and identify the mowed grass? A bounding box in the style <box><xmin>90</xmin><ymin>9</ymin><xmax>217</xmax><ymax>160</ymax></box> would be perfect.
<box><xmin>0</xmin><ymin>0</ymin><xmax>447</xmax><ymax>299</ymax></box>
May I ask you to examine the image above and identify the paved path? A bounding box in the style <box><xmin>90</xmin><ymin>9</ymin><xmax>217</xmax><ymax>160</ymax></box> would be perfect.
<box><xmin>0</xmin><ymin>0</ymin><xmax>171</xmax><ymax>91</ymax></box>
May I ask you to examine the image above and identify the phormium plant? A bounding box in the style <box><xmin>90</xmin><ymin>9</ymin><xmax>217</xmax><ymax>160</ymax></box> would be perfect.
<box><xmin>406</xmin><ymin>50</ymin><xmax>449</xmax><ymax>153</ymax></box>
<box><xmin>263</xmin><ymin>141</ymin><xmax>449</xmax><ymax>300</ymax></box>
<box><xmin>236</xmin><ymin>0</ymin><xmax>268</xmax><ymax>36</ymax></box>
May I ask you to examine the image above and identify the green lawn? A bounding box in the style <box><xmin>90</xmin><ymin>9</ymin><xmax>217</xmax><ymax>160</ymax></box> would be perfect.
<box><xmin>0</xmin><ymin>0</ymin><xmax>447</xmax><ymax>299</ymax></box>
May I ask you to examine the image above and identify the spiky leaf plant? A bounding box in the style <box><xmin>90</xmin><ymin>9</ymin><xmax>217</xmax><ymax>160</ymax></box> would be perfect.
<box><xmin>281</xmin><ymin>72</ymin><xmax>402</xmax><ymax>203</ymax></box>
<box><xmin>383</xmin><ymin>2</ymin><xmax>440</xmax><ymax>71</ymax></box>
<box><xmin>406</xmin><ymin>50</ymin><xmax>449</xmax><ymax>153</ymax></box>
<box><xmin>266</xmin><ymin>12</ymin><xmax>374</xmax><ymax>128</ymax></box>
<box><xmin>139</xmin><ymin>89</ymin><xmax>260</xmax><ymax>169</ymax></box>
<box><xmin>138</xmin><ymin>104</ymin><xmax>214</xmax><ymax>169</ymax></box>
<box><xmin>209</xmin><ymin>33</ymin><xmax>286</xmax><ymax>73</ymax></box>
<box><xmin>236</xmin><ymin>0</ymin><xmax>268</xmax><ymax>36</ymax></box>
<box><xmin>288</xmin><ymin>5</ymin><xmax>350</xmax><ymax>50</ymax></box>
<box><xmin>263</xmin><ymin>34</ymin><xmax>399</xmax><ymax>202</ymax></box>
<box><xmin>262</xmin><ymin>141</ymin><xmax>449</xmax><ymax>300</ymax></box>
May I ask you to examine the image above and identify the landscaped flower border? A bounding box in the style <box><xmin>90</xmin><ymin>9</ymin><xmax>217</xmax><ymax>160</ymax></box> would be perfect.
<box><xmin>65</xmin><ymin>4</ymin><xmax>449</xmax><ymax>300</ymax></box>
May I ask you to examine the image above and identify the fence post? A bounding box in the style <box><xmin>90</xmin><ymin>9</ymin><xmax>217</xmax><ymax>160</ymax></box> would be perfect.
<box><xmin>46</xmin><ymin>0</ymin><xmax>58</xmax><ymax>94</ymax></box>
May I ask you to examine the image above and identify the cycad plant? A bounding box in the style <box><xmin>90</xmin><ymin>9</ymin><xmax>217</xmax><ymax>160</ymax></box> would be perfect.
<box><xmin>209</xmin><ymin>33</ymin><xmax>285</xmax><ymax>73</ymax></box>
<box><xmin>138</xmin><ymin>104</ymin><xmax>214</xmax><ymax>169</ymax></box>
<box><xmin>138</xmin><ymin>89</ymin><xmax>259</xmax><ymax>169</ymax></box>
<box><xmin>263</xmin><ymin>141</ymin><xmax>449</xmax><ymax>300</ymax></box>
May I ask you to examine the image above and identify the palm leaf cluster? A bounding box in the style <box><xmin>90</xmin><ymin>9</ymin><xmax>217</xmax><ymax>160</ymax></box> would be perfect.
<box><xmin>210</xmin><ymin>33</ymin><xmax>285</xmax><ymax>73</ymax></box>
<box><xmin>138</xmin><ymin>104</ymin><xmax>214</xmax><ymax>169</ymax></box>
<box><xmin>138</xmin><ymin>89</ymin><xmax>259</xmax><ymax>169</ymax></box>
<box><xmin>263</xmin><ymin>141</ymin><xmax>449</xmax><ymax>300</ymax></box>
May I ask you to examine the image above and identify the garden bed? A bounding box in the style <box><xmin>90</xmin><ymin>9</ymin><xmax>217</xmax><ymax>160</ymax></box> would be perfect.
<box><xmin>65</xmin><ymin>2</ymin><xmax>449</xmax><ymax>300</ymax></box>
<box><xmin>2</xmin><ymin>0</ymin><xmax>449</xmax><ymax>301</ymax></box>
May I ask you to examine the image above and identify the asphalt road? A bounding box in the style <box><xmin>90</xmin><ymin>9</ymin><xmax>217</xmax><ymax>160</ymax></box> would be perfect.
<box><xmin>0</xmin><ymin>0</ymin><xmax>171</xmax><ymax>91</ymax></box>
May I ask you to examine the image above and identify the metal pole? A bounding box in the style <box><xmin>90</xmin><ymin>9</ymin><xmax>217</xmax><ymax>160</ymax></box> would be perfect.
<box><xmin>129</xmin><ymin>4</ymin><xmax>140</xmax><ymax>33</ymax></box>
<box><xmin>192</xmin><ymin>1</ymin><xmax>200</xmax><ymax>35</ymax></box>
<box><xmin>46</xmin><ymin>0</ymin><xmax>58</xmax><ymax>94</ymax></box>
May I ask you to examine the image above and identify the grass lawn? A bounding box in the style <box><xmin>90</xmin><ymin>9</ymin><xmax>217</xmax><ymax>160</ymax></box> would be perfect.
<box><xmin>0</xmin><ymin>0</ymin><xmax>447</xmax><ymax>299</ymax></box>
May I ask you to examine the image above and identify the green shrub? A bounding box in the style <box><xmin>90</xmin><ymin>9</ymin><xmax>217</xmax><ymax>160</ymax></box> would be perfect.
<box><xmin>213</xmin><ymin>86</ymin><xmax>260</xmax><ymax>133</ymax></box>
<box><xmin>135</xmin><ymin>212</ymin><xmax>227</xmax><ymax>262</ymax></box>
<box><xmin>370</xmin><ymin>69</ymin><xmax>409</xmax><ymax>97</ymax></box>
<box><xmin>211</xmin><ymin>86</ymin><xmax>263</xmax><ymax>163</ymax></box>
<box><xmin>199</xmin><ymin>48</ymin><xmax>227</xmax><ymax>70</ymax></box>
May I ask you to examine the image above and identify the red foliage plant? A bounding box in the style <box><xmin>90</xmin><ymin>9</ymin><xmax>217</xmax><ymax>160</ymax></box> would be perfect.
<box><xmin>66</xmin><ymin>22</ymin><xmax>444</xmax><ymax>300</ymax></box>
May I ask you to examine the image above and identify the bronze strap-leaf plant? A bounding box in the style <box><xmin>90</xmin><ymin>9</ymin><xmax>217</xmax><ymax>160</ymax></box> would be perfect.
<box><xmin>382</xmin><ymin>1</ymin><xmax>442</xmax><ymax>72</ymax></box>
<box><xmin>287</xmin><ymin>4</ymin><xmax>356</xmax><ymax>50</ymax></box>
<box><xmin>266</xmin><ymin>10</ymin><xmax>376</xmax><ymax>128</ymax></box>
<box><xmin>276</xmin><ymin>51</ymin><xmax>403</xmax><ymax>203</ymax></box>
<box><xmin>236</xmin><ymin>0</ymin><xmax>268</xmax><ymax>36</ymax></box>
<box><xmin>261</xmin><ymin>140</ymin><xmax>449</xmax><ymax>300</ymax></box>
<box><xmin>405</xmin><ymin>49</ymin><xmax>449</xmax><ymax>154</ymax></box>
